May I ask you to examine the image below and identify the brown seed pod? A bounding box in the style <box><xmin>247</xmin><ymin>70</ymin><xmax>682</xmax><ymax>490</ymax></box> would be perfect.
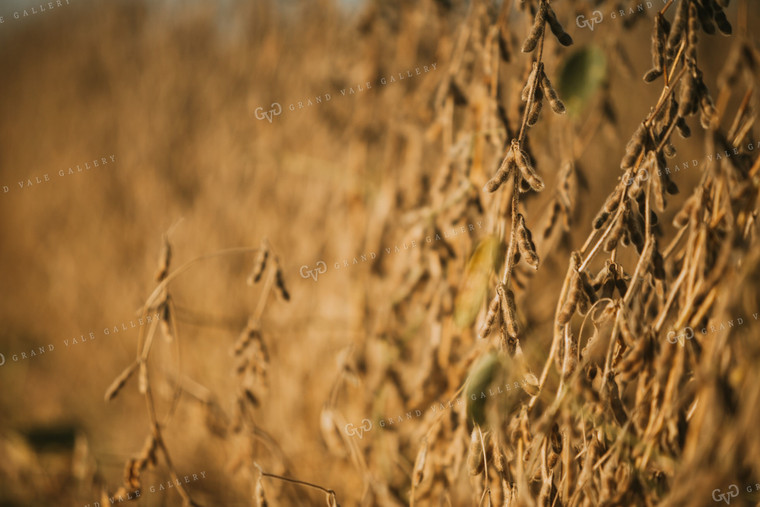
<box><xmin>412</xmin><ymin>439</ymin><xmax>428</xmax><ymax>486</ymax></box>
<box><xmin>620</xmin><ymin>123</ymin><xmax>647</xmax><ymax>169</ymax></box>
<box><xmin>516</xmin><ymin>214</ymin><xmax>539</xmax><ymax>269</ymax></box>
<box><xmin>593</xmin><ymin>210</ymin><xmax>610</xmax><ymax>230</ymax></box>
<box><xmin>666</xmin><ymin>0</ymin><xmax>689</xmax><ymax>58</ymax></box>
<box><xmin>467</xmin><ymin>428</ymin><xmax>485</xmax><ymax>475</ymax></box>
<box><xmin>619</xmin><ymin>333</ymin><xmax>652</xmax><ymax>382</ymax></box>
<box><xmin>159</xmin><ymin>297</ymin><xmax>173</xmax><ymax>342</ymax></box>
<box><xmin>485</xmin><ymin>148</ymin><xmax>516</xmax><ymax>193</ymax></box>
<box><xmin>527</xmin><ymin>85</ymin><xmax>544</xmax><ymax>126</ymax></box>
<box><xmin>618</xmin><ymin>312</ymin><xmax>635</xmax><ymax>347</ymax></box>
<box><xmin>521</xmin><ymin>1</ymin><xmax>547</xmax><ymax>53</ymax></box>
<box><xmin>274</xmin><ymin>264</ymin><xmax>290</xmax><ymax>301</ymax></box>
<box><xmin>498</xmin><ymin>284</ymin><xmax>519</xmax><ymax>338</ymax></box>
<box><xmin>105</xmin><ymin>361</ymin><xmax>139</xmax><ymax>402</ymax></box>
<box><xmin>562</xmin><ymin>329</ymin><xmax>578</xmax><ymax>379</ymax></box>
<box><xmin>604</xmin><ymin>215</ymin><xmax>625</xmax><ymax>252</ymax></box>
<box><xmin>491</xmin><ymin>432</ymin><xmax>506</xmax><ymax>472</ymax></box>
<box><xmin>624</xmin><ymin>203</ymin><xmax>645</xmax><ymax>254</ymax></box>
<box><xmin>678</xmin><ymin>75</ymin><xmax>697</xmax><ymax>117</ymax></box>
<box><xmin>247</xmin><ymin>246</ymin><xmax>269</xmax><ymax>285</ymax></box>
<box><xmin>604</xmin><ymin>372</ymin><xmax>628</xmax><ymax>425</ymax></box>
<box><xmin>643</xmin><ymin>68</ymin><xmax>663</xmax><ymax>83</ymax></box>
<box><xmin>545</xmin><ymin>3</ymin><xmax>573</xmax><ymax>46</ymax></box>
<box><xmin>558</xmin><ymin>270</ymin><xmax>582</xmax><ymax>325</ymax></box>
<box><xmin>713</xmin><ymin>6</ymin><xmax>732</xmax><ymax>35</ymax></box>
<box><xmin>479</xmin><ymin>293</ymin><xmax>501</xmax><ymax>339</ymax></box>
<box><xmin>604</xmin><ymin>185</ymin><xmax>624</xmax><ymax>213</ymax></box>
<box><xmin>673</xmin><ymin>199</ymin><xmax>694</xmax><ymax>228</ymax></box>
<box><xmin>694</xmin><ymin>2</ymin><xmax>715</xmax><ymax>35</ymax></box>
<box><xmin>651</xmin><ymin>14</ymin><xmax>667</xmax><ymax>72</ymax></box>
<box><xmin>512</xmin><ymin>140</ymin><xmax>544</xmax><ymax>191</ymax></box>
<box><xmin>676</xmin><ymin>116</ymin><xmax>691</xmax><ymax>138</ymax></box>
<box><xmin>521</xmin><ymin>62</ymin><xmax>540</xmax><ymax>101</ymax></box>
<box><xmin>686</xmin><ymin>3</ymin><xmax>701</xmax><ymax>63</ymax></box>
<box><xmin>234</xmin><ymin>319</ymin><xmax>260</xmax><ymax>355</ymax></box>
<box><xmin>540</xmin><ymin>69</ymin><xmax>565</xmax><ymax>114</ymax></box>
<box><xmin>155</xmin><ymin>234</ymin><xmax>172</xmax><ymax>282</ymax></box>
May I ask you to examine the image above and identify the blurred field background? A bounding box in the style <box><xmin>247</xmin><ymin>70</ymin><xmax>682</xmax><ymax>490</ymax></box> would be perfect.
<box><xmin>1</xmin><ymin>0</ymin><xmax>759</xmax><ymax>506</ymax></box>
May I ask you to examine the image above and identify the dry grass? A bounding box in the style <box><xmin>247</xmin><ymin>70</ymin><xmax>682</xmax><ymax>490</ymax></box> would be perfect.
<box><xmin>1</xmin><ymin>0</ymin><xmax>760</xmax><ymax>505</ymax></box>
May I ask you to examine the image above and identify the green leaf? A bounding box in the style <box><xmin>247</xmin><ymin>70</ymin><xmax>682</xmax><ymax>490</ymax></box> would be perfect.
<box><xmin>557</xmin><ymin>45</ymin><xmax>607</xmax><ymax>118</ymax></box>
<box><xmin>453</xmin><ymin>235</ymin><xmax>506</xmax><ymax>329</ymax></box>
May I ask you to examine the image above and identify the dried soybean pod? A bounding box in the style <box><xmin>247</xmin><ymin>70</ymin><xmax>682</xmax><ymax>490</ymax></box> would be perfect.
<box><xmin>604</xmin><ymin>215</ymin><xmax>625</xmax><ymax>252</ymax></box>
<box><xmin>604</xmin><ymin>372</ymin><xmax>628</xmax><ymax>424</ymax></box>
<box><xmin>673</xmin><ymin>196</ymin><xmax>696</xmax><ymax>228</ymax></box>
<box><xmin>695</xmin><ymin>2</ymin><xmax>716</xmax><ymax>34</ymax></box>
<box><xmin>652</xmin><ymin>247</ymin><xmax>666</xmax><ymax>280</ymax></box>
<box><xmin>676</xmin><ymin>116</ymin><xmax>691</xmax><ymax>138</ymax></box>
<box><xmin>651</xmin><ymin>14</ymin><xmax>667</xmax><ymax>72</ymax></box>
<box><xmin>579</xmin><ymin>270</ymin><xmax>597</xmax><ymax>305</ymax></box>
<box><xmin>558</xmin><ymin>269</ymin><xmax>582</xmax><ymax>325</ymax></box>
<box><xmin>521</xmin><ymin>1</ymin><xmax>547</xmax><ymax>53</ymax></box>
<box><xmin>516</xmin><ymin>214</ymin><xmax>539</xmax><ymax>269</ymax></box>
<box><xmin>713</xmin><ymin>6</ymin><xmax>732</xmax><ymax>35</ymax></box>
<box><xmin>604</xmin><ymin>184</ymin><xmax>624</xmax><ymax>213</ymax></box>
<box><xmin>155</xmin><ymin>234</ymin><xmax>172</xmax><ymax>282</ymax></box>
<box><xmin>541</xmin><ymin>69</ymin><xmax>566</xmax><ymax>114</ymax></box>
<box><xmin>486</xmin><ymin>148</ymin><xmax>516</xmax><ymax>192</ymax></box>
<box><xmin>593</xmin><ymin>210</ymin><xmax>610</xmax><ymax>230</ymax></box>
<box><xmin>527</xmin><ymin>85</ymin><xmax>544</xmax><ymax>126</ymax></box>
<box><xmin>274</xmin><ymin>264</ymin><xmax>290</xmax><ymax>301</ymax></box>
<box><xmin>666</xmin><ymin>0</ymin><xmax>689</xmax><ymax>58</ymax></box>
<box><xmin>621</xmin><ymin>123</ymin><xmax>647</xmax><ymax>169</ymax></box>
<box><xmin>247</xmin><ymin>246</ymin><xmax>269</xmax><ymax>285</ymax></box>
<box><xmin>678</xmin><ymin>74</ymin><xmax>697</xmax><ymax>117</ymax></box>
<box><xmin>625</xmin><ymin>205</ymin><xmax>646</xmax><ymax>253</ymax></box>
<box><xmin>547</xmin><ymin>423</ymin><xmax>562</xmax><ymax>469</ymax></box>
<box><xmin>686</xmin><ymin>3</ymin><xmax>701</xmax><ymax>64</ymax></box>
<box><xmin>513</xmin><ymin>140</ymin><xmax>544</xmax><ymax>191</ymax></box>
<box><xmin>545</xmin><ymin>3</ymin><xmax>573</xmax><ymax>46</ymax></box>
<box><xmin>105</xmin><ymin>360</ymin><xmax>139</xmax><ymax>402</ymax></box>
<box><xmin>521</xmin><ymin>62</ymin><xmax>540</xmax><ymax>101</ymax></box>
<box><xmin>618</xmin><ymin>312</ymin><xmax>635</xmax><ymax>347</ymax></box>
<box><xmin>498</xmin><ymin>284</ymin><xmax>519</xmax><ymax>338</ymax></box>
<box><xmin>643</xmin><ymin>68</ymin><xmax>663</xmax><ymax>83</ymax></box>
<box><xmin>479</xmin><ymin>292</ymin><xmax>501</xmax><ymax>339</ymax></box>
<box><xmin>562</xmin><ymin>329</ymin><xmax>578</xmax><ymax>379</ymax></box>
<box><xmin>412</xmin><ymin>439</ymin><xmax>428</xmax><ymax>487</ymax></box>
<box><xmin>467</xmin><ymin>428</ymin><xmax>485</xmax><ymax>475</ymax></box>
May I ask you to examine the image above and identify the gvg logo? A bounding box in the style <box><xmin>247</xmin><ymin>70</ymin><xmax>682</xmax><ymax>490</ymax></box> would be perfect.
<box><xmin>345</xmin><ymin>419</ymin><xmax>372</xmax><ymax>439</ymax></box>
<box><xmin>713</xmin><ymin>485</ymin><xmax>739</xmax><ymax>504</ymax></box>
<box><xmin>666</xmin><ymin>326</ymin><xmax>694</xmax><ymax>346</ymax></box>
<box><xmin>254</xmin><ymin>102</ymin><xmax>282</xmax><ymax>123</ymax></box>
<box><xmin>576</xmin><ymin>10</ymin><xmax>603</xmax><ymax>31</ymax></box>
<box><xmin>300</xmin><ymin>261</ymin><xmax>327</xmax><ymax>281</ymax></box>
